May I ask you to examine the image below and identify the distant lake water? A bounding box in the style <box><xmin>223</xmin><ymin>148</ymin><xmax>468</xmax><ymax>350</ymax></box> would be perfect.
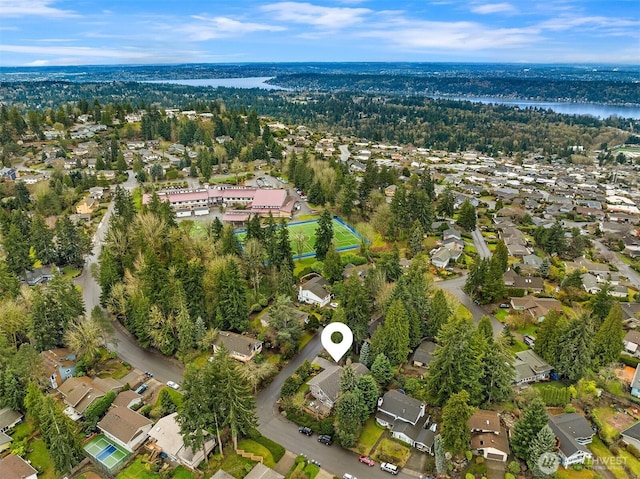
<box><xmin>435</xmin><ymin>95</ymin><xmax>640</xmax><ymax>120</ymax></box>
<box><xmin>146</xmin><ymin>77</ymin><xmax>639</xmax><ymax>119</ymax></box>
<box><xmin>145</xmin><ymin>77</ymin><xmax>286</xmax><ymax>90</ymax></box>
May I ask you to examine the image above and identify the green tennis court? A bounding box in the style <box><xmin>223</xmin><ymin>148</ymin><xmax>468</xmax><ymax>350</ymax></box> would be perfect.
<box><xmin>85</xmin><ymin>435</ymin><xmax>130</xmax><ymax>473</ymax></box>
<box><xmin>237</xmin><ymin>217</ymin><xmax>363</xmax><ymax>259</ymax></box>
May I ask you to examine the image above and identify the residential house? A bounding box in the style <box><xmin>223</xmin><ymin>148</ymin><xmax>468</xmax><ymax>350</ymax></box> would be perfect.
<box><xmin>76</xmin><ymin>197</ymin><xmax>98</xmax><ymax>215</ymax></box>
<box><xmin>632</xmin><ymin>366</ymin><xmax>640</xmax><ymax>398</ymax></box>
<box><xmin>469</xmin><ymin>410</ymin><xmax>509</xmax><ymax>462</ymax></box>
<box><xmin>213</xmin><ymin>332</ymin><xmax>263</xmax><ymax>363</ymax></box>
<box><xmin>513</xmin><ymin>350</ymin><xmax>553</xmax><ymax>385</ymax></box>
<box><xmin>148</xmin><ymin>412</ymin><xmax>216</xmax><ymax>469</ymax></box>
<box><xmin>510</xmin><ymin>296</ymin><xmax>562</xmax><ymax>322</ymax></box>
<box><xmin>621</xmin><ymin>422</ymin><xmax>640</xmax><ymax>451</ymax></box>
<box><xmin>620</xmin><ymin>303</ymin><xmax>640</xmax><ymax>329</ymax></box>
<box><xmin>442</xmin><ymin>228</ymin><xmax>462</xmax><ymax>241</ymax></box>
<box><xmin>98</xmin><ymin>406</ymin><xmax>153</xmax><ymax>452</ymax></box>
<box><xmin>412</xmin><ymin>340</ymin><xmax>437</xmax><ymax>368</ymax></box>
<box><xmin>548</xmin><ymin>413</ymin><xmax>594</xmax><ymax>468</ymax></box>
<box><xmin>308</xmin><ymin>362</ymin><xmax>369</xmax><ymax>411</ymax></box>
<box><xmin>376</xmin><ymin>390</ymin><xmax>434</xmax><ymax>453</ymax></box>
<box><xmin>0</xmin><ymin>454</ymin><xmax>38</xmax><ymax>479</ymax></box>
<box><xmin>500</xmin><ymin>227</ymin><xmax>529</xmax><ymax>257</ymax></box>
<box><xmin>0</xmin><ymin>168</ymin><xmax>17</xmax><ymax>181</ymax></box>
<box><xmin>581</xmin><ymin>273</ymin><xmax>601</xmax><ymax>294</ymax></box>
<box><xmin>40</xmin><ymin>348</ymin><xmax>76</xmax><ymax>389</ymax></box>
<box><xmin>0</xmin><ymin>408</ymin><xmax>22</xmax><ymax>434</ymax></box>
<box><xmin>89</xmin><ymin>186</ymin><xmax>105</xmax><ymax>200</ymax></box>
<box><xmin>430</xmin><ymin>247</ymin><xmax>454</xmax><ymax>269</ymax></box>
<box><xmin>0</xmin><ymin>432</ymin><xmax>12</xmax><ymax>453</ymax></box>
<box><xmin>565</xmin><ymin>257</ymin><xmax>610</xmax><ymax>277</ymax></box>
<box><xmin>212</xmin><ymin>471</ymin><xmax>236</xmax><ymax>479</ymax></box>
<box><xmin>609</xmin><ymin>285</ymin><xmax>628</xmax><ymax>298</ymax></box>
<box><xmin>298</xmin><ymin>274</ymin><xmax>331</xmax><ymax>307</ymax></box>
<box><xmin>58</xmin><ymin>376</ymin><xmax>122</xmax><ymax>418</ymax></box>
<box><xmin>244</xmin><ymin>463</ymin><xmax>285</xmax><ymax>479</ymax></box>
<box><xmin>503</xmin><ymin>270</ymin><xmax>543</xmax><ymax>294</ymax></box>
<box><xmin>624</xmin><ymin>331</ymin><xmax>640</xmax><ymax>356</ymax></box>
<box><xmin>113</xmin><ymin>390</ymin><xmax>143</xmax><ymax>410</ymax></box>
<box><xmin>343</xmin><ymin>263</ymin><xmax>373</xmax><ymax>281</ymax></box>
<box><xmin>522</xmin><ymin>254</ymin><xmax>544</xmax><ymax>269</ymax></box>
<box><xmin>24</xmin><ymin>265</ymin><xmax>56</xmax><ymax>286</ymax></box>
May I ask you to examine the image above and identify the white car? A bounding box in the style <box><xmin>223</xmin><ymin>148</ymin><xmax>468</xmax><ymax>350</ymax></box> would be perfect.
<box><xmin>167</xmin><ymin>381</ymin><xmax>180</xmax><ymax>390</ymax></box>
<box><xmin>380</xmin><ymin>462</ymin><xmax>399</xmax><ymax>475</ymax></box>
<box><xmin>343</xmin><ymin>474</ymin><xmax>357</xmax><ymax>479</ymax></box>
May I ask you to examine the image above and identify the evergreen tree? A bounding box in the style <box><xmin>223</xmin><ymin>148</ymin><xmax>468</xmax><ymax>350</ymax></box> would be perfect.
<box><xmin>427</xmin><ymin>315</ymin><xmax>484</xmax><ymax>406</ymax></box>
<box><xmin>370</xmin><ymin>299</ymin><xmax>410</xmax><ymax>365</ymax></box>
<box><xmin>464</xmin><ymin>257</ymin><xmax>489</xmax><ymax>297</ymax></box>
<box><xmin>276</xmin><ymin>262</ymin><xmax>296</xmax><ymax>300</ymax></box>
<box><xmin>359</xmin><ymin>342</ymin><xmax>371</xmax><ymax>367</ymax></box>
<box><xmin>593</xmin><ymin>303</ymin><xmax>624</xmax><ymax>367</ymax></box>
<box><xmin>245</xmin><ymin>214</ymin><xmax>263</xmax><ymax>241</ymax></box>
<box><xmin>479</xmin><ymin>335</ymin><xmax>515</xmax><ymax>404</ymax></box>
<box><xmin>379</xmin><ymin>243</ymin><xmax>402</xmax><ymax>282</ymax></box>
<box><xmin>3</xmin><ymin>222</ymin><xmax>31</xmax><ymax>276</ymax></box>
<box><xmin>422</xmin><ymin>173</ymin><xmax>437</xmax><ymax>202</ymax></box>
<box><xmin>334</xmin><ymin>389</ymin><xmax>366</xmax><ymax>447</ymax></box>
<box><xmin>220</xmin><ymin>224</ymin><xmax>242</xmax><ymax>256</ymax></box>
<box><xmin>314</xmin><ymin>209</ymin><xmax>333</xmax><ymax>261</ymax></box>
<box><xmin>216</xmin><ymin>259</ymin><xmax>249</xmax><ymax>332</ymax></box>
<box><xmin>426</xmin><ymin>289</ymin><xmax>451</xmax><ymax>338</ymax></box>
<box><xmin>456</xmin><ymin>199</ymin><xmax>477</xmax><ymax>232</ymax></box>
<box><xmin>341</xmin><ymin>275</ymin><xmax>370</xmax><ymax>353</ymax></box>
<box><xmin>434</xmin><ymin>434</ymin><xmax>447</xmax><ymax>476</ymax></box>
<box><xmin>54</xmin><ymin>216</ymin><xmax>91</xmax><ymax>267</ymax></box>
<box><xmin>30</xmin><ymin>215</ymin><xmax>57</xmax><ymax>265</ymax></box>
<box><xmin>534</xmin><ymin>309</ymin><xmax>565</xmax><ymax>365</ymax></box>
<box><xmin>276</xmin><ymin>218</ymin><xmax>294</xmax><ymax>272</ymax></box>
<box><xmin>590</xmin><ymin>284</ymin><xmax>614</xmax><ymax>324</ymax></box>
<box><xmin>494</xmin><ymin>240</ymin><xmax>509</xmax><ymax>273</ymax></box>
<box><xmin>437</xmin><ymin>187</ymin><xmax>455</xmax><ymax>218</ymax></box>
<box><xmin>340</xmin><ymin>362</ymin><xmax>359</xmax><ymax>393</ymax></box>
<box><xmin>357</xmin><ymin>374</ymin><xmax>379</xmax><ymax>415</ymax></box>
<box><xmin>511</xmin><ymin>397</ymin><xmax>548</xmax><ymax>460</ymax></box>
<box><xmin>477</xmin><ymin>316</ymin><xmax>494</xmax><ymax>341</ymax></box>
<box><xmin>370</xmin><ymin>353</ymin><xmax>393</xmax><ymax>386</ymax></box>
<box><xmin>482</xmin><ymin>255</ymin><xmax>506</xmax><ymax>304</ymax></box>
<box><xmin>210</xmin><ymin>217</ymin><xmax>223</xmax><ymax>241</ymax></box>
<box><xmin>538</xmin><ymin>258</ymin><xmax>550</xmax><ymax>278</ymax></box>
<box><xmin>555</xmin><ymin>315</ymin><xmax>593</xmax><ymax>382</ymax></box>
<box><xmin>409</xmin><ymin>220</ymin><xmax>425</xmax><ymax>257</ymax></box>
<box><xmin>441</xmin><ymin>390</ymin><xmax>474</xmax><ymax>456</ymax></box>
<box><xmin>528</xmin><ymin>425</ymin><xmax>557</xmax><ymax>476</ymax></box>
<box><xmin>323</xmin><ymin>244</ymin><xmax>343</xmax><ymax>283</ymax></box>
<box><xmin>339</xmin><ymin>175</ymin><xmax>358</xmax><ymax>218</ymax></box>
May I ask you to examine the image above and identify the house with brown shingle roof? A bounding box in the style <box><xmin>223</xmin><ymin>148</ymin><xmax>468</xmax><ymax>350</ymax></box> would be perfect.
<box><xmin>98</xmin><ymin>406</ymin><xmax>152</xmax><ymax>452</ymax></box>
<box><xmin>212</xmin><ymin>331</ymin><xmax>263</xmax><ymax>363</ymax></box>
<box><xmin>0</xmin><ymin>454</ymin><xmax>38</xmax><ymax>479</ymax></box>
<box><xmin>58</xmin><ymin>376</ymin><xmax>122</xmax><ymax>417</ymax></box>
<box><xmin>469</xmin><ymin>410</ymin><xmax>509</xmax><ymax>462</ymax></box>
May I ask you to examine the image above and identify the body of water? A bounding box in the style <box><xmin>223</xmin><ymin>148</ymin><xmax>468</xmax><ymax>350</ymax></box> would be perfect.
<box><xmin>146</xmin><ymin>77</ymin><xmax>286</xmax><ymax>90</ymax></box>
<box><xmin>435</xmin><ymin>95</ymin><xmax>640</xmax><ymax>120</ymax></box>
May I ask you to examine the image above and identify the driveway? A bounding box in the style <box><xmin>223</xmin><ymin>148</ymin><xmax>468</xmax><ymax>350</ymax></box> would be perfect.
<box><xmin>471</xmin><ymin>228</ymin><xmax>491</xmax><ymax>259</ymax></box>
<box><xmin>594</xmin><ymin>240</ymin><xmax>640</xmax><ymax>289</ymax></box>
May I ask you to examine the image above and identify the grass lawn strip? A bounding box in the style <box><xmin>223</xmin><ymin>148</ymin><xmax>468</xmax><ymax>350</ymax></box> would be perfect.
<box><xmin>372</xmin><ymin>438</ymin><xmax>412</xmax><ymax>467</ymax></box>
<box><xmin>592</xmin><ymin>408</ymin><xmax>624</xmax><ymax>444</ymax></box>
<box><xmin>27</xmin><ymin>438</ymin><xmax>56</xmax><ymax>479</ymax></box>
<box><xmin>589</xmin><ymin>436</ymin><xmax>627</xmax><ymax>479</ymax></box>
<box><xmin>352</xmin><ymin>418</ymin><xmax>386</xmax><ymax>455</ymax></box>
<box><xmin>237</xmin><ymin>438</ymin><xmax>276</xmax><ymax>468</ymax></box>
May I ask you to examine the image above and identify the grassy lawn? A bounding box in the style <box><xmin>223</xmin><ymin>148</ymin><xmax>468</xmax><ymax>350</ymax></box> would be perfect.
<box><xmin>494</xmin><ymin>309</ymin><xmax>508</xmax><ymax>322</ymax></box>
<box><xmin>372</xmin><ymin>438</ymin><xmax>412</xmax><ymax>467</ymax></box>
<box><xmin>555</xmin><ymin>467</ymin><xmax>597</xmax><ymax>479</ymax></box>
<box><xmin>516</xmin><ymin>323</ymin><xmax>539</xmax><ymax>336</ymax></box>
<box><xmin>62</xmin><ymin>265</ymin><xmax>81</xmax><ymax>279</ymax></box>
<box><xmin>589</xmin><ymin>436</ymin><xmax>627</xmax><ymax>479</ymax></box>
<box><xmin>12</xmin><ymin>417</ymin><xmax>35</xmax><ymax>441</ymax></box>
<box><xmin>27</xmin><ymin>438</ymin><xmax>56</xmax><ymax>479</ymax></box>
<box><xmin>173</xmin><ymin>467</ymin><xmax>197</xmax><ymax>479</ymax></box>
<box><xmin>509</xmin><ymin>339</ymin><xmax>529</xmax><ymax>354</ymax></box>
<box><xmin>592</xmin><ymin>408</ymin><xmax>622</xmax><ymax>444</ymax></box>
<box><xmin>116</xmin><ymin>457</ymin><xmax>162</xmax><ymax>479</ymax></box>
<box><xmin>303</xmin><ymin>462</ymin><xmax>320</xmax><ymax>478</ymax></box>
<box><xmin>237</xmin><ymin>438</ymin><xmax>276</xmax><ymax>468</ymax></box>
<box><xmin>352</xmin><ymin>418</ymin><xmax>386</xmax><ymax>455</ymax></box>
<box><xmin>208</xmin><ymin>450</ymin><xmax>257</xmax><ymax>479</ymax></box>
<box><xmin>617</xmin><ymin>447</ymin><xmax>640</xmax><ymax>477</ymax></box>
<box><xmin>298</xmin><ymin>331</ymin><xmax>314</xmax><ymax>352</ymax></box>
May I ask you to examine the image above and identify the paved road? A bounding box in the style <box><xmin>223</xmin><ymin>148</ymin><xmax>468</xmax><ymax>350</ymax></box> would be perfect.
<box><xmin>594</xmin><ymin>240</ymin><xmax>640</xmax><ymax>289</ymax></box>
<box><xmin>471</xmin><ymin>228</ymin><xmax>491</xmax><ymax>259</ymax></box>
<box><xmin>339</xmin><ymin>145</ymin><xmax>351</xmax><ymax>163</ymax></box>
<box><xmin>74</xmin><ymin>172</ymin><xmax>184</xmax><ymax>386</ymax></box>
<box><xmin>256</xmin><ymin>330</ymin><xmax>416</xmax><ymax>479</ymax></box>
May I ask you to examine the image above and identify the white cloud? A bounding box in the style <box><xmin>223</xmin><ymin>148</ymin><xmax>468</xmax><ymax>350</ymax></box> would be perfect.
<box><xmin>177</xmin><ymin>15</ymin><xmax>285</xmax><ymax>41</ymax></box>
<box><xmin>537</xmin><ymin>14</ymin><xmax>640</xmax><ymax>32</ymax></box>
<box><xmin>0</xmin><ymin>44</ymin><xmax>149</xmax><ymax>59</ymax></box>
<box><xmin>0</xmin><ymin>0</ymin><xmax>77</xmax><ymax>17</ymax></box>
<box><xmin>261</xmin><ymin>2</ymin><xmax>371</xmax><ymax>28</ymax></box>
<box><xmin>471</xmin><ymin>3</ymin><xmax>516</xmax><ymax>15</ymax></box>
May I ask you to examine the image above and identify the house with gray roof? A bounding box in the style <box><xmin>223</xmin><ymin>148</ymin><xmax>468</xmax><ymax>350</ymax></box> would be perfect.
<box><xmin>548</xmin><ymin>413</ymin><xmax>593</xmax><ymax>468</ymax></box>
<box><xmin>412</xmin><ymin>340</ymin><xmax>436</xmax><ymax>368</ymax></box>
<box><xmin>621</xmin><ymin>422</ymin><xmax>640</xmax><ymax>451</ymax></box>
<box><xmin>298</xmin><ymin>274</ymin><xmax>331</xmax><ymax>307</ymax></box>
<box><xmin>376</xmin><ymin>390</ymin><xmax>433</xmax><ymax>453</ymax></box>
<box><xmin>631</xmin><ymin>365</ymin><xmax>640</xmax><ymax>398</ymax></box>
<box><xmin>308</xmin><ymin>362</ymin><xmax>369</xmax><ymax>411</ymax></box>
<box><xmin>0</xmin><ymin>408</ymin><xmax>22</xmax><ymax>434</ymax></box>
<box><xmin>213</xmin><ymin>331</ymin><xmax>263</xmax><ymax>363</ymax></box>
<box><xmin>513</xmin><ymin>350</ymin><xmax>553</xmax><ymax>385</ymax></box>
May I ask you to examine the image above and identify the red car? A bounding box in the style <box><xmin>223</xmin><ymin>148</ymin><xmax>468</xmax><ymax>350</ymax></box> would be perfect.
<box><xmin>359</xmin><ymin>456</ymin><xmax>375</xmax><ymax>467</ymax></box>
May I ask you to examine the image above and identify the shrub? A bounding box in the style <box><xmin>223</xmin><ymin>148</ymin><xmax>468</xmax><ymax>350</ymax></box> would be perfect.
<box><xmin>465</xmin><ymin>451</ymin><xmax>473</xmax><ymax>461</ymax></box>
<box><xmin>619</xmin><ymin>354</ymin><xmax>640</xmax><ymax>368</ymax></box>
<box><xmin>466</xmin><ymin>474</ymin><xmax>474</xmax><ymax>479</ymax></box>
<box><xmin>572</xmin><ymin>464</ymin><xmax>583</xmax><ymax>471</ymax></box>
<box><xmin>505</xmin><ymin>474</ymin><xmax>516</xmax><ymax>479</ymax></box>
<box><xmin>250</xmin><ymin>303</ymin><xmax>262</xmax><ymax>313</ymax></box>
<box><xmin>280</xmin><ymin>374</ymin><xmax>302</xmax><ymax>398</ymax></box>
<box><xmin>610</xmin><ymin>444</ymin><xmax>620</xmax><ymax>456</ymax></box>
<box><xmin>507</xmin><ymin>461</ymin><xmax>521</xmax><ymax>474</ymax></box>
<box><xmin>139</xmin><ymin>405</ymin><xmax>152</xmax><ymax>417</ymax></box>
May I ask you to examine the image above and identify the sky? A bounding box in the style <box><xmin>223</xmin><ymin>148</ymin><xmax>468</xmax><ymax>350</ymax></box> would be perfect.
<box><xmin>0</xmin><ymin>0</ymin><xmax>639</xmax><ymax>67</ymax></box>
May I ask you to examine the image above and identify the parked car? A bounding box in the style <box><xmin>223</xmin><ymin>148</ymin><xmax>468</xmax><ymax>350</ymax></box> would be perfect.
<box><xmin>298</xmin><ymin>426</ymin><xmax>313</xmax><ymax>436</ymax></box>
<box><xmin>380</xmin><ymin>462</ymin><xmax>399</xmax><ymax>475</ymax></box>
<box><xmin>317</xmin><ymin>434</ymin><xmax>333</xmax><ymax>445</ymax></box>
<box><xmin>167</xmin><ymin>381</ymin><xmax>180</xmax><ymax>390</ymax></box>
<box><xmin>144</xmin><ymin>371</ymin><xmax>153</xmax><ymax>377</ymax></box>
<box><xmin>499</xmin><ymin>303</ymin><xmax>510</xmax><ymax>309</ymax></box>
<box><xmin>523</xmin><ymin>335</ymin><xmax>536</xmax><ymax>348</ymax></box>
<box><xmin>359</xmin><ymin>456</ymin><xmax>375</xmax><ymax>466</ymax></box>
<box><xmin>134</xmin><ymin>384</ymin><xmax>147</xmax><ymax>394</ymax></box>
<box><xmin>343</xmin><ymin>474</ymin><xmax>357</xmax><ymax>479</ymax></box>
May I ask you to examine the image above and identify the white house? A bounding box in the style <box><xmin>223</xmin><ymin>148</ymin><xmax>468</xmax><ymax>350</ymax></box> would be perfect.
<box><xmin>469</xmin><ymin>410</ymin><xmax>509</xmax><ymax>462</ymax></box>
<box><xmin>376</xmin><ymin>390</ymin><xmax>434</xmax><ymax>453</ymax></box>
<box><xmin>98</xmin><ymin>406</ymin><xmax>153</xmax><ymax>452</ymax></box>
<box><xmin>298</xmin><ymin>275</ymin><xmax>331</xmax><ymax>307</ymax></box>
<box><xmin>148</xmin><ymin>412</ymin><xmax>216</xmax><ymax>469</ymax></box>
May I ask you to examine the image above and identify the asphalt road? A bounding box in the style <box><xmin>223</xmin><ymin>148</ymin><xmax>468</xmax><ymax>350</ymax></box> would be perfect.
<box><xmin>339</xmin><ymin>145</ymin><xmax>351</xmax><ymax>163</ymax></box>
<box><xmin>594</xmin><ymin>240</ymin><xmax>640</xmax><ymax>289</ymax></box>
<box><xmin>471</xmin><ymin>227</ymin><xmax>491</xmax><ymax>259</ymax></box>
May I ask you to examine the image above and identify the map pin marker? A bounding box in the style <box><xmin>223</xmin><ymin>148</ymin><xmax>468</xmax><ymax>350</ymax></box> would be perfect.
<box><xmin>321</xmin><ymin>322</ymin><xmax>354</xmax><ymax>363</ymax></box>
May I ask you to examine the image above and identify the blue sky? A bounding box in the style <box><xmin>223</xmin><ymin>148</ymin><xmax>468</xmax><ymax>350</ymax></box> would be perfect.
<box><xmin>1</xmin><ymin>0</ymin><xmax>639</xmax><ymax>66</ymax></box>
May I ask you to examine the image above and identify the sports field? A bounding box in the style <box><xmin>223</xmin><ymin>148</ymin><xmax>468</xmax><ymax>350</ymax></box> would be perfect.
<box><xmin>237</xmin><ymin>216</ymin><xmax>363</xmax><ymax>259</ymax></box>
<box><xmin>85</xmin><ymin>435</ymin><xmax>130</xmax><ymax>473</ymax></box>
